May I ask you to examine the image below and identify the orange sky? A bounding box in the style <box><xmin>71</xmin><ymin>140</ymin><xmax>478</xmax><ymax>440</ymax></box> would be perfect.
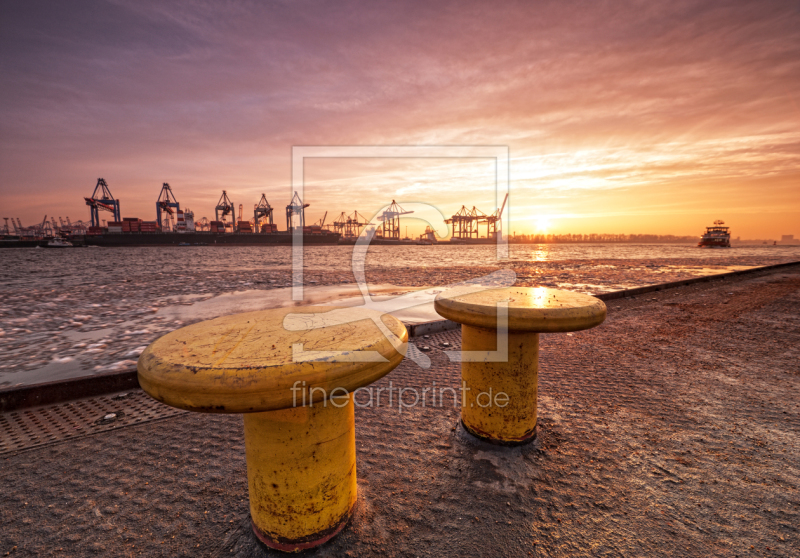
<box><xmin>1</xmin><ymin>1</ymin><xmax>798</xmax><ymax>239</ymax></box>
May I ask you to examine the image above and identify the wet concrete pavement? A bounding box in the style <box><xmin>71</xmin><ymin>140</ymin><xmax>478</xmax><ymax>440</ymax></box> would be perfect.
<box><xmin>1</xmin><ymin>264</ymin><xmax>798</xmax><ymax>557</ymax></box>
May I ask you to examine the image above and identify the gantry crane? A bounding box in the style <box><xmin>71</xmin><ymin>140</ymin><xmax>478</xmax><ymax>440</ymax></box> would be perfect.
<box><xmin>156</xmin><ymin>183</ymin><xmax>180</xmax><ymax>227</ymax></box>
<box><xmin>72</xmin><ymin>220</ymin><xmax>88</xmax><ymax>234</ymax></box>
<box><xmin>328</xmin><ymin>211</ymin><xmax>369</xmax><ymax>238</ymax></box>
<box><xmin>2</xmin><ymin>218</ymin><xmax>10</xmax><ymax>236</ymax></box>
<box><xmin>332</xmin><ymin>212</ymin><xmax>348</xmax><ymax>235</ymax></box>
<box><xmin>445</xmin><ymin>206</ymin><xmax>505</xmax><ymax>240</ymax></box>
<box><xmin>286</xmin><ymin>192</ymin><xmax>309</xmax><ymax>230</ymax></box>
<box><xmin>39</xmin><ymin>215</ymin><xmax>54</xmax><ymax>237</ymax></box>
<box><xmin>445</xmin><ymin>205</ymin><xmax>487</xmax><ymax>240</ymax></box>
<box><xmin>85</xmin><ymin>178</ymin><xmax>121</xmax><ymax>227</ymax></box>
<box><xmin>215</xmin><ymin>191</ymin><xmax>235</xmax><ymax>229</ymax></box>
<box><xmin>345</xmin><ymin>211</ymin><xmax>370</xmax><ymax>237</ymax></box>
<box><xmin>378</xmin><ymin>200</ymin><xmax>413</xmax><ymax>240</ymax></box>
<box><xmin>254</xmin><ymin>194</ymin><xmax>274</xmax><ymax>227</ymax></box>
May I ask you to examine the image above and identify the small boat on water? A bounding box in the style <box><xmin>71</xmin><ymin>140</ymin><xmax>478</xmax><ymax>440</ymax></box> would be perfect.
<box><xmin>44</xmin><ymin>237</ymin><xmax>74</xmax><ymax>248</ymax></box>
<box><xmin>698</xmin><ymin>220</ymin><xmax>731</xmax><ymax>248</ymax></box>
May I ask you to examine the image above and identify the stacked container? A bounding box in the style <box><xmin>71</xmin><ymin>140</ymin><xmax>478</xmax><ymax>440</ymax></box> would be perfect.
<box><xmin>237</xmin><ymin>221</ymin><xmax>252</xmax><ymax>233</ymax></box>
<box><xmin>108</xmin><ymin>221</ymin><xmax>123</xmax><ymax>233</ymax></box>
<box><xmin>122</xmin><ymin>218</ymin><xmax>142</xmax><ymax>233</ymax></box>
<box><xmin>140</xmin><ymin>221</ymin><xmax>159</xmax><ymax>233</ymax></box>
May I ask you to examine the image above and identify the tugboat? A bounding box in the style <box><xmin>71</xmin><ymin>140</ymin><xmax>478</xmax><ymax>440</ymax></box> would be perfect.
<box><xmin>43</xmin><ymin>237</ymin><xmax>74</xmax><ymax>248</ymax></box>
<box><xmin>698</xmin><ymin>220</ymin><xmax>731</xmax><ymax>248</ymax></box>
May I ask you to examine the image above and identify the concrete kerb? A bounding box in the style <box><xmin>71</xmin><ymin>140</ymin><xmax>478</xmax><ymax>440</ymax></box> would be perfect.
<box><xmin>0</xmin><ymin>370</ymin><xmax>140</xmax><ymax>414</ymax></box>
<box><xmin>594</xmin><ymin>259</ymin><xmax>800</xmax><ymax>301</ymax></box>
<box><xmin>2</xmin><ymin>259</ymin><xmax>797</xmax><ymax>413</ymax></box>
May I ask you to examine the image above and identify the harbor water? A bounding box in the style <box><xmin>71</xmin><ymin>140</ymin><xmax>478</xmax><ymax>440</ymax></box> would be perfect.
<box><xmin>2</xmin><ymin>243</ymin><xmax>799</xmax><ymax>387</ymax></box>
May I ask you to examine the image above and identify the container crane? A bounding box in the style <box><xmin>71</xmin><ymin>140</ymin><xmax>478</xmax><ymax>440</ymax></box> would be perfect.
<box><xmin>2</xmin><ymin>218</ymin><xmax>10</xmax><ymax>236</ymax></box>
<box><xmin>254</xmin><ymin>194</ymin><xmax>274</xmax><ymax>226</ymax></box>
<box><xmin>378</xmin><ymin>200</ymin><xmax>413</xmax><ymax>240</ymax></box>
<box><xmin>445</xmin><ymin>206</ymin><xmax>469</xmax><ymax>239</ymax></box>
<box><xmin>332</xmin><ymin>212</ymin><xmax>347</xmax><ymax>235</ymax></box>
<box><xmin>445</xmin><ymin>205</ymin><xmax>487</xmax><ymax>239</ymax></box>
<box><xmin>345</xmin><ymin>211</ymin><xmax>370</xmax><ymax>237</ymax></box>
<box><xmin>85</xmin><ymin>178</ymin><xmax>121</xmax><ymax>227</ymax></box>
<box><xmin>156</xmin><ymin>183</ymin><xmax>180</xmax><ymax>227</ymax></box>
<box><xmin>72</xmin><ymin>220</ymin><xmax>88</xmax><ymax>234</ymax></box>
<box><xmin>285</xmin><ymin>192</ymin><xmax>309</xmax><ymax>230</ymax></box>
<box><xmin>39</xmin><ymin>215</ymin><xmax>54</xmax><ymax>238</ymax></box>
<box><xmin>215</xmin><ymin>191</ymin><xmax>235</xmax><ymax>230</ymax></box>
<box><xmin>469</xmin><ymin>207</ymin><xmax>487</xmax><ymax>238</ymax></box>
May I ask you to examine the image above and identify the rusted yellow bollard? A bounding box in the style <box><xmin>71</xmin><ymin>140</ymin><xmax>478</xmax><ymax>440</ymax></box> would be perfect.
<box><xmin>434</xmin><ymin>287</ymin><xmax>605</xmax><ymax>445</ymax></box>
<box><xmin>137</xmin><ymin>306</ymin><xmax>406</xmax><ymax>551</ymax></box>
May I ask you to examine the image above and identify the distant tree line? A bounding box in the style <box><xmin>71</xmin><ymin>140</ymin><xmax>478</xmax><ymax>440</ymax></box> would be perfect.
<box><xmin>508</xmin><ymin>233</ymin><xmax>698</xmax><ymax>244</ymax></box>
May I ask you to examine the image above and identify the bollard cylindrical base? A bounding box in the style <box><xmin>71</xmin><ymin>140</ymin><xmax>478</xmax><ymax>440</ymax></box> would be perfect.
<box><xmin>460</xmin><ymin>325</ymin><xmax>539</xmax><ymax>445</ymax></box>
<box><xmin>243</xmin><ymin>396</ymin><xmax>357</xmax><ymax>551</ymax></box>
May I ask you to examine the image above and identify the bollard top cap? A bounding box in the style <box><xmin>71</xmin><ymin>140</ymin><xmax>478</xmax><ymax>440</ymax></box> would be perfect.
<box><xmin>137</xmin><ymin>306</ymin><xmax>407</xmax><ymax>413</ymax></box>
<box><xmin>434</xmin><ymin>286</ymin><xmax>606</xmax><ymax>333</ymax></box>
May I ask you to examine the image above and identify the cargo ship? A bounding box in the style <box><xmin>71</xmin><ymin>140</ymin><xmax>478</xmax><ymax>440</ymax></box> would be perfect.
<box><xmin>698</xmin><ymin>220</ymin><xmax>731</xmax><ymax>248</ymax></box>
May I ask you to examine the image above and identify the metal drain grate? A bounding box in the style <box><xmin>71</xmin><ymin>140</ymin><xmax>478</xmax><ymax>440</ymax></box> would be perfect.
<box><xmin>1</xmin><ymin>330</ymin><xmax>464</xmax><ymax>456</ymax></box>
<box><xmin>0</xmin><ymin>390</ymin><xmax>185</xmax><ymax>456</ymax></box>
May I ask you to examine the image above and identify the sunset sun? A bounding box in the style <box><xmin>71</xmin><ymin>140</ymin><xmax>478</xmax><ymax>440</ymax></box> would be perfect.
<box><xmin>533</xmin><ymin>216</ymin><xmax>551</xmax><ymax>232</ymax></box>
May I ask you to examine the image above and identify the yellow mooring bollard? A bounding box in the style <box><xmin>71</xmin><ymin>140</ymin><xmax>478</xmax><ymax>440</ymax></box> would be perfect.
<box><xmin>137</xmin><ymin>305</ymin><xmax>407</xmax><ymax>552</ymax></box>
<box><xmin>434</xmin><ymin>287</ymin><xmax>605</xmax><ymax>445</ymax></box>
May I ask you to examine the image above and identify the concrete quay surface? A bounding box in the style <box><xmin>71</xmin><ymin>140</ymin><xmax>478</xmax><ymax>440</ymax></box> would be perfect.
<box><xmin>1</xmin><ymin>265</ymin><xmax>799</xmax><ymax>557</ymax></box>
